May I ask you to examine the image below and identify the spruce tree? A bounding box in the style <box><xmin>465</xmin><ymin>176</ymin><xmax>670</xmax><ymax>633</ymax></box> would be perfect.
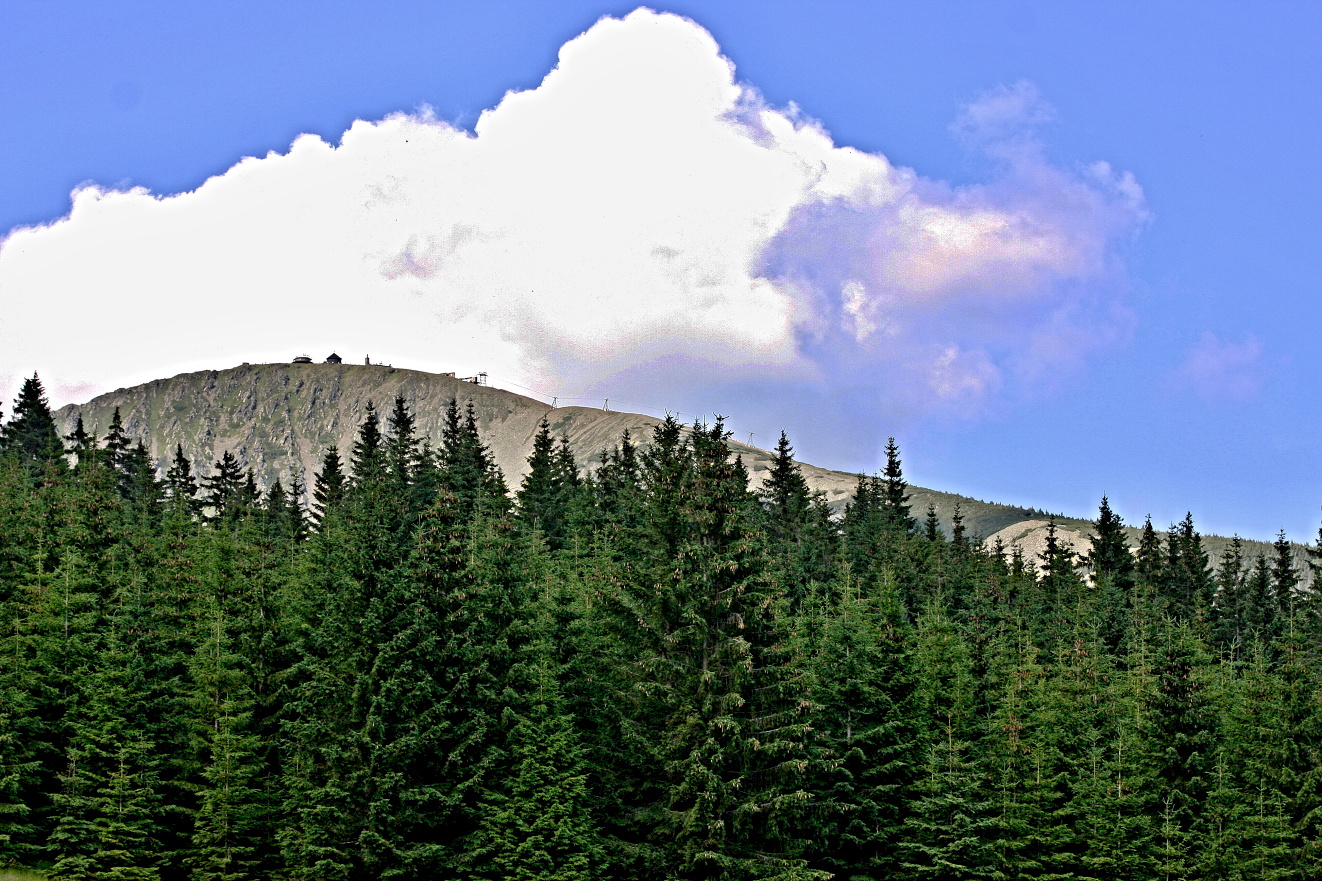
<box><xmin>1037</xmin><ymin>520</ymin><xmax>1086</xmax><ymax>639</ymax></box>
<box><xmin>1269</xmin><ymin>530</ymin><xmax>1298</xmax><ymax>624</ymax></box>
<box><xmin>164</xmin><ymin>444</ymin><xmax>199</xmax><ymax>518</ymax></box>
<box><xmin>1089</xmin><ymin>496</ymin><xmax>1136</xmax><ymax>651</ymax></box>
<box><xmin>201</xmin><ymin>451</ymin><xmax>245</xmax><ymax>524</ymax></box>
<box><xmin>899</xmin><ymin>597</ymin><xmax>993</xmax><ymax>881</ymax></box>
<box><xmin>102</xmin><ymin>407</ymin><xmax>132</xmax><ymax>475</ymax></box>
<box><xmin>807</xmin><ymin>575</ymin><xmax>920</xmax><ymax>879</ymax></box>
<box><xmin>1089</xmin><ymin>496</ymin><xmax>1136</xmax><ymax>589</ymax></box>
<box><xmin>48</xmin><ymin>622</ymin><xmax>164</xmax><ymax>880</ymax></box>
<box><xmin>636</xmin><ymin>419</ymin><xmax>821</xmax><ymax>879</ymax></box>
<box><xmin>1212</xmin><ymin>537</ymin><xmax>1247</xmax><ymax>655</ymax></box>
<box><xmin>0</xmin><ymin>651</ymin><xmax>39</xmax><ymax>865</ymax></box>
<box><xmin>881</xmin><ymin>437</ymin><xmax>916</xmax><ymax>536</ymax></box>
<box><xmin>1142</xmin><ymin>620</ymin><xmax>1217</xmax><ymax>878</ymax></box>
<box><xmin>467</xmin><ymin>600</ymin><xmax>600</xmax><ymax>881</ymax></box>
<box><xmin>384</xmin><ymin>396</ymin><xmax>420</xmax><ymax>484</ymax></box>
<box><xmin>759</xmin><ymin>430</ymin><xmax>812</xmax><ymax>544</ymax></box>
<box><xmin>439</xmin><ymin>399</ymin><xmax>510</xmax><ymax>520</ymax></box>
<box><xmin>517</xmin><ymin>418</ymin><xmax>577</xmax><ymax>551</ymax></box>
<box><xmin>311</xmin><ymin>445</ymin><xmax>346</xmax><ymax>524</ymax></box>
<box><xmin>0</xmin><ymin>373</ymin><xmax>65</xmax><ymax>477</ymax></box>
<box><xmin>121</xmin><ymin>441</ymin><xmax>162</xmax><ymax>515</ymax></box>
<box><xmin>63</xmin><ymin>413</ymin><xmax>97</xmax><ymax>479</ymax></box>
<box><xmin>593</xmin><ymin>429</ymin><xmax>641</xmax><ymax>532</ymax></box>
<box><xmin>1241</xmin><ymin>554</ymin><xmax>1278</xmax><ymax>647</ymax></box>
<box><xmin>1135</xmin><ymin>516</ymin><xmax>1164</xmax><ymax>602</ymax></box>
<box><xmin>187</xmin><ymin>593</ymin><xmax>267</xmax><ymax>881</ymax></box>
<box><xmin>1160</xmin><ymin>513</ymin><xmax>1214</xmax><ymax>625</ymax></box>
<box><xmin>1200</xmin><ymin>643</ymin><xmax>1297</xmax><ymax>881</ymax></box>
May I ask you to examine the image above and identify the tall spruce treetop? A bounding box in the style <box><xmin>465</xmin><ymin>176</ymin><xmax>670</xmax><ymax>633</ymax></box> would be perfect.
<box><xmin>120</xmin><ymin>440</ymin><xmax>162</xmax><ymax>512</ymax></box>
<box><xmin>311</xmin><ymin>445</ymin><xmax>346</xmax><ymax>522</ymax></box>
<box><xmin>1135</xmin><ymin>515</ymin><xmax>1164</xmax><ymax>599</ymax></box>
<box><xmin>64</xmin><ymin>413</ymin><xmax>94</xmax><ymax>465</ymax></box>
<box><xmin>1212</xmin><ymin>536</ymin><xmax>1245</xmax><ymax>644</ymax></box>
<box><xmin>1</xmin><ymin>373</ymin><xmax>65</xmax><ymax>474</ymax></box>
<box><xmin>164</xmin><ymin>444</ymin><xmax>198</xmax><ymax>517</ymax></box>
<box><xmin>384</xmin><ymin>394</ymin><xmax>436</xmax><ymax>528</ymax></box>
<box><xmin>1270</xmin><ymin>529</ymin><xmax>1298</xmax><ymax>621</ymax></box>
<box><xmin>1039</xmin><ymin>520</ymin><xmax>1084</xmax><ymax>619</ymax></box>
<box><xmin>349</xmin><ymin>401</ymin><xmax>384</xmax><ymax>483</ymax></box>
<box><xmin>384</xmin><ymin>394</ymin><xmax>421</xmax><ymax>489</ymax></box>
<box><xmin>1161</xmin><ymin>513</ymin><xmax>1214</xmax><ymax>622</ymax></box>
<box><xmin>518</xmin><ymin>418</ymin><xmax>558</xmax><ymax>523</ymax></box>
<box><xmin>923</xmin><ymin>503</ymin><xmax>941</xmax><ymax>542</ymax></box>
<box><xmin>640</xmin><ymin>418</ymin><xmax>819</xmax><ymax>878</ymax></box>
<box><xmin>758</xmin><ymin>430</ymin><xmax>811</xmax><ymax>540</ymax></box>
<box><xmin>516</xmin><ymin>418</ymin><xmax>580</xmax><ymax>550</ymax></box>
<box><xmin>202</xmin><ymin>451</ymin><xmax>245</xmax><ymax>523</ymax></box>
<box><xmin>593</xmin><ymin>429</ymin><xmax>641</xmax><ymax>530</ymax></box>
<box><xmin>950</xmin><ymin>503</ymin><xmax>968</xmax><ymax>549</ymax></box>
<box><xmin>1088</xmin><ymin>495</ymin><xmax>1136</xmax><ymax>591</ymax></box>
<box><xmin>881</xmin><ymin>436</ymin><xmax>915</xmax><ymax>536</ymax></box>
<box><xmin>439</xmin><ymin>398</ymin><xmax>509</xmax><ymax>519</ymax></box>
<box><xmin>102</xmin><ymin>406</ymin><xmax>131</xmax><ymax>470</ymax></box>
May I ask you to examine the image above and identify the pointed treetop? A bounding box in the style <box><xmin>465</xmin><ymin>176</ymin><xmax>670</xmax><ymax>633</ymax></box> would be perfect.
<box><xmin>2</xmin><ymin>372</ymin><xmax>65</xmax><ymax>469</ymax></box>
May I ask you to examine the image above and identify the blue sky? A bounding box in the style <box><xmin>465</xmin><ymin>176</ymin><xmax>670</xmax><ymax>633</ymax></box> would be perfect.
<box><xmin>1</xmin><ymin>1</ymin><xmax>1319</xmax><ymax>543</ymax></box>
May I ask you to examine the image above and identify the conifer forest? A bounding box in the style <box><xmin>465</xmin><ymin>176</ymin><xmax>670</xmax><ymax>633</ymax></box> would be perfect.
<box><xmin>2</xmin><ymin>372</ymin><xmax>1321</xmax><ymax>881</ymax></box>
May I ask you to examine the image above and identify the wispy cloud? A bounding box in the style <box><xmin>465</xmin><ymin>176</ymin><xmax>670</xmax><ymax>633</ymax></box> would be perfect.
<box><xmin>1171</xmin><ymin>331</ymin><xmax>1266</xmax><ymax>403</ymax></box>
<box><xmin>0</xmin><ymin>9</ymin><xmax>1146</xmax><ymax>460</ymax></box>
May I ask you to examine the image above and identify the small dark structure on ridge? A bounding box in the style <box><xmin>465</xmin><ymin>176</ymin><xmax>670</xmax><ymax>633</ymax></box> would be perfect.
<box><xmin>292</xmin><ymin>354</ymin><xmax>313</xmax><ymax>364</ymax></box>
<box><xmin>325</xmin><ymin>353</ymin><xmax>342</xmax><ymax>364</ymax></box>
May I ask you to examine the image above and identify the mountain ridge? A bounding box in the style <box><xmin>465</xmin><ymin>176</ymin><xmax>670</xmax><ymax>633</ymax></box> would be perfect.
<box><xmin>53</xmin><ymin>362</ymin><xmax>1304</xmax><ymax>574</ymax></box>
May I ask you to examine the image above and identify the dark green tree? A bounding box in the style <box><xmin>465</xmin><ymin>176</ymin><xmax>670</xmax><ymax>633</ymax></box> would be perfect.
<box><xmin>311</xmin><ymin>445</ymin><xmax>346</xmax><ymax>524</ymax></box>
<box><xmin>63</xmin><ymin>413</ymin><xmax>96</xmax><ymax>470</ymax></box>
<box><xmin>164</xmin><ymin>444</ymin><xmax>199</xmax><ymax>518</ymax></box>
<box><xmin>636</xmin><ymin>418</ymin><xmax>821</xmax><ymax>879</ymax></box>
<box><xmin>1212</xmin><ymin>537</ymin><xmax>1247</xmax><ymax>654</ymax></box>
<box><xmin>47</xmin><ymin>623</ymin><xmax>164</xmax><ymax>881</ymax></box>
<box><xmin>1269</xmin><ymin>530</ymin><xmax>1298</xmax><ymax>624</ymax></box>
<box><xmin>201</xmin><ymin>451</ymin><xmax>246</xmax><ymax>524</ymax></box>
<box><xmin>1</xmin><ymin>373</ymin><xmax>65</xmax><ymax>476</ymax></box>
<box><xmin>102</xmin><ymin>407</ymin><xmax>132</xmax><ymax>475</ymax></box>
<box><xmin>880</xmin><ymin>437</ymin><xmax>916</xmax><ymax>537</ymax></box>
<box><xmin>1088</xmin><ymin>495</ymin><xmax>1136</xmax><ymax>650</ymax></box>
<box><xmin>516</xmin><ymin>418</ymin><xmax>581</xmax><ymax>552</ymax></box>
<box><xmin>899</xmin><ymin>597</ymin><xmax>993</xmax><ymax>881</ymax></box>
<box><xmin>467</xmin><ymin>599</ymin><xmax>600</xmax><ymax>881</ymax></box>
<box><xmin>807</xmin><ymin>576</ymin><xmax>920</xmax><ymax>879</ymax></box>
<box><xmin>1142</xmin><ymin>620</ymin><xmax>1217</xmax><ymax>879</ymax></box>
<box><xmin>438</xmin><ymin>399</ymin><xmax>509</xmax><ymax>521</ymax></box>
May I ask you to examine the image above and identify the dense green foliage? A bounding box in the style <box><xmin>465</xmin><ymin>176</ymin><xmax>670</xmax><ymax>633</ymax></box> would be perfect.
<box><xmin>2</xmin><ymin>374</ymin><xmax>1321</xmax><ymax>880</ymax></box>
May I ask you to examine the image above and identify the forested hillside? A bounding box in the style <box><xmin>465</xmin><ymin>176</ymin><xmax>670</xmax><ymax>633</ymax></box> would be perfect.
<box><xmin>52</xmin><ymin>362</ymin><xmax>1081</xmax><ymax>541</ymax></box>
<box><xmin>5</xmin><ymin>372</ymin><xmax>1322</xmax><ymax>880</ymax></box>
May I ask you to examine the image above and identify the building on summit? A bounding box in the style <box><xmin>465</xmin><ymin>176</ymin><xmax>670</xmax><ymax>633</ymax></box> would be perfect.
<box><xmin>292</xmin><ymin>354</ymin><xmax>313</xmax><ymax>364</ymax></box>
<box><xmin>325</xmin><ymin>353</ymin><xmax>342</xmax><ymax>364</ymax></box>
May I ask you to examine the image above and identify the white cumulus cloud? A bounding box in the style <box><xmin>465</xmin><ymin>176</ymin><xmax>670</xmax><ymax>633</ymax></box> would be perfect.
<box><xmin>0</xmin><ymin>8</ymin><xmax>1145</xmax><ymax>463</ymax></box>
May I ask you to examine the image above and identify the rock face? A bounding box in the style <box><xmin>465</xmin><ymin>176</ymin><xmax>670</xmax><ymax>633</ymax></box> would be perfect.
<box><xmin>54</xmin><ymin>361</ymin><xmax>1053</xmax><ymax>538</ymax></box>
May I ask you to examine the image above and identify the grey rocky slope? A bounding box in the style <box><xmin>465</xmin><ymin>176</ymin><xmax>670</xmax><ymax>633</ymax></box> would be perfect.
<box><xmin>54</xmin><ymin>362</ymin><xmax>1304</xmax><ymax>571</ymax></box>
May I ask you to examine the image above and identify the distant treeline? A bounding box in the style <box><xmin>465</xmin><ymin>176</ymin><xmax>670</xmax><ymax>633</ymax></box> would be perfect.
<box><xmin>1</xmin><ymin>372</ymin><xmax>1320</xmax><ymax>881</ymax></box>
